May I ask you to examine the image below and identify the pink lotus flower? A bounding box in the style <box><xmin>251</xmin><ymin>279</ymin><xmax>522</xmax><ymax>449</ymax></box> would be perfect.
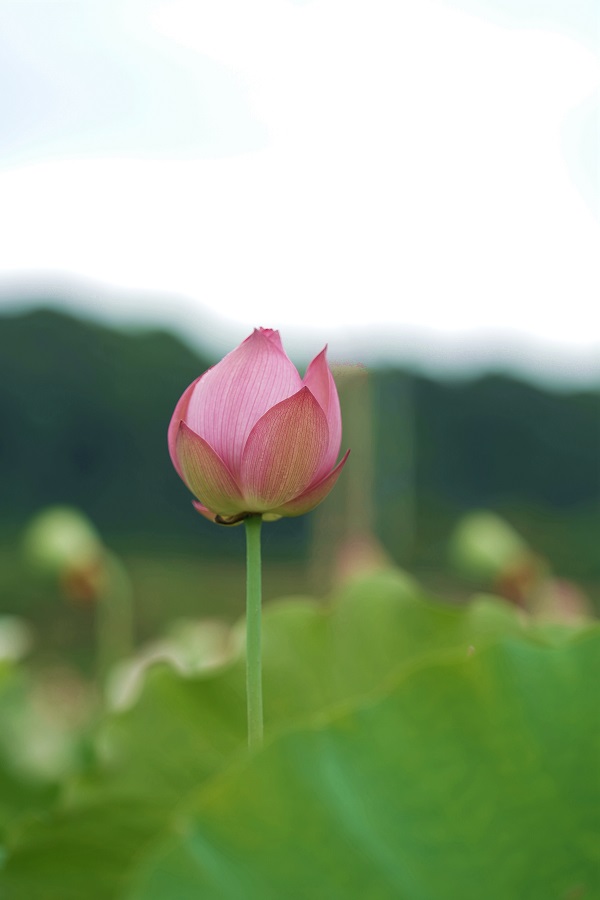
<box><xmin>168</xmin><ymin>328</ymin><xmax>349</xmax><ymax>524</ymax></box>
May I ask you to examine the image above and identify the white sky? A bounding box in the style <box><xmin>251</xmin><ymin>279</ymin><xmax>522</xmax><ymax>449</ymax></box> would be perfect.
<box><xmin>0</xmin><ymin>0</ymin><xmax>599</xmax><ymax>381</ymax></box>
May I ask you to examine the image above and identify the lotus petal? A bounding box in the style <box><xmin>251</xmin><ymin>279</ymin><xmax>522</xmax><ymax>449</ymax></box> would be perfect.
<box><xmin>167</xmin><ymin>375</ymin><xmax>202</xmax><ymax>479</ymax></box>
<box><xmin>240</xmin><ymin>387</ymin><xmax>329</xmax><ymax>510</ymax></box>
<box><xmin>271</xmin><ymin>450</ymin><xmax>350</xmax><ymax>517</ymax></box>
<box><xmin>185</xmin><ymin>329</ymin><xmax>302</xmax><ymax>476</ymax></box>
<box><xmin>303</xmin><ymin>346</ymin><xmax>342</xmax><ymax>480</ymax></box>
<box><xmin>176</xmin><ymin>422</ymin><xmax>245</xmax><ymax>516</ymax></box>
<box><xmin>192</xmin><ymin>501</ymin><xmax>248</xmax><ymax>526</ymax></box>
<box><xmin>192</xmin><ymin>500</ymin><xmax>218</xmax><ymax>522</ymax></box>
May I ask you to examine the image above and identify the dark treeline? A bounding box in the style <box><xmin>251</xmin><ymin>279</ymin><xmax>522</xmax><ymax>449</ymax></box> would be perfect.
<box><xmin>1</xmin><ymin>307</ymin><xmax>599</xmax><ymax>576</ymax></box>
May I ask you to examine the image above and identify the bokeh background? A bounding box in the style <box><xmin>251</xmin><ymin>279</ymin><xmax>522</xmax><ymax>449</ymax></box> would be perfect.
<box><xmin>0</xmin><ymin>0</ymin><xmax>599</xmax><ymax>673</ymax></box>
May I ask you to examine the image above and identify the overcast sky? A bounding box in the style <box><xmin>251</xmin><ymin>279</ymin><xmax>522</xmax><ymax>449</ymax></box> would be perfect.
<box><xmin>0</xmin><ymin>0</ymin><xmax>598</xmax><ymax>381</ymax></box>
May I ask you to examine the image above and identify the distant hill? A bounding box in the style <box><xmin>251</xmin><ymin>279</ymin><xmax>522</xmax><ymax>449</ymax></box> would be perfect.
<box><xmin>0</xmin><ymin>306</ymin><xmax>599</xmax><ymax>575</ymax></box>
<box><xmin>373</xmin><ymin>370</ymin><xmax>600</xmax><ymax>577</ymax></box>
<box><xmin>0</xmin><ymin>307</ymin><xmax>220</xmax><ymax>546</ymax></box>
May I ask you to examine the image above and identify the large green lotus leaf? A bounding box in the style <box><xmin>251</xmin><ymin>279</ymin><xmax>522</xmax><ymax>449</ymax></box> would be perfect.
<box><xmin>127</xmin><ymin>630</ymin><xmax>600</xmax><ymax>900</ymax></box>
<box><xmin>2</xmin><ymin>631</ymin><xmax>598</xmax><ymax>900</ymax></box>
<box><xmin>94</xmin><ymin>572</ymin><xmax>526</xmax><ymax>804</ymax></box>
<box><xmin>0</xmin><ymin>766</ymin><xmax>58</xmax><ymax>841</ymax></box>
<box><xmin>91</xmin><ymin>652</ymin><xmax>248</xmax><ymax>805</ymax></box>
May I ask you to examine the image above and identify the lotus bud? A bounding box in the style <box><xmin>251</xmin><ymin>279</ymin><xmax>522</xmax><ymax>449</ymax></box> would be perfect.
<box><xmin>168</xmin><ymin>328</ymin><xmax>349</xmax><ymax>523</ymax></box>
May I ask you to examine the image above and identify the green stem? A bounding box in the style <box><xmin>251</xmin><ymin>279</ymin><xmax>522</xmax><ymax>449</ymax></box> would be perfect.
<box><xmin>245</xmin><ymin>515</ymin><xmax>263</xmax><ymax>749</ymax></box>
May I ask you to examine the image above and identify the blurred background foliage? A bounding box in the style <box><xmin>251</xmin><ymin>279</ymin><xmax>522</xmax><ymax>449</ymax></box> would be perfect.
<box><xmin>0</xmin><ymin>303</ymin><xmax>599</xmax><ymax>672</ymax></box>
<box><xmin>0</xmin><ymin>302</ymin><xmax>598</xmax><ymax>898</ymax></box>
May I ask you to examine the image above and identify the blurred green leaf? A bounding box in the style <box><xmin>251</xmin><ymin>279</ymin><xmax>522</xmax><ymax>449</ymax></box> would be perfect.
<box><xmin>3</xmin><ymin>574</ymin><xmax>596</xmax><ymax>899</ymax></box>
<box><xmin>94</xmin><ymin>572</ymin><xmax>525</xmax><ymax>803</ymax></box>
<box><xmin>131</xmin><ymin>631</ymin><xmax>599</xmax><ymax>900</ymax></box>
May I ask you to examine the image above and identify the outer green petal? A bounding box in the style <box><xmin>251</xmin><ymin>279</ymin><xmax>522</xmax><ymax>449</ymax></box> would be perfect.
<box><xmin>192</xmin><ymin>501</ymin><xmax>249</xmax><ymax>526</ymax></box>
<box><xmin>176</xmin><ymin>422</ymin><xmax>246</xmax><ymax>516</ymax></box>
<box><xmin>240</xmin><ymin>387</ymin><xmax>329</xmax><ymax>511</ymax></box>
<box><xmin>271</xmin><ymin>450</ymin><xmax>350</xmax><ymax>517</ymax></box>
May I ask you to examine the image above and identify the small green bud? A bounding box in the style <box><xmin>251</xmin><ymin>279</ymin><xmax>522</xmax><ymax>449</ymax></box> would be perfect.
<box><xmin>448</xmin><ymin>511</ymin><xmax>530</xmax><ymax>583</ymax></box>
<box><xmin>22</xmin><ymin>506</ymin><xmax>103</xmax><ymax>580</ymax></box>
